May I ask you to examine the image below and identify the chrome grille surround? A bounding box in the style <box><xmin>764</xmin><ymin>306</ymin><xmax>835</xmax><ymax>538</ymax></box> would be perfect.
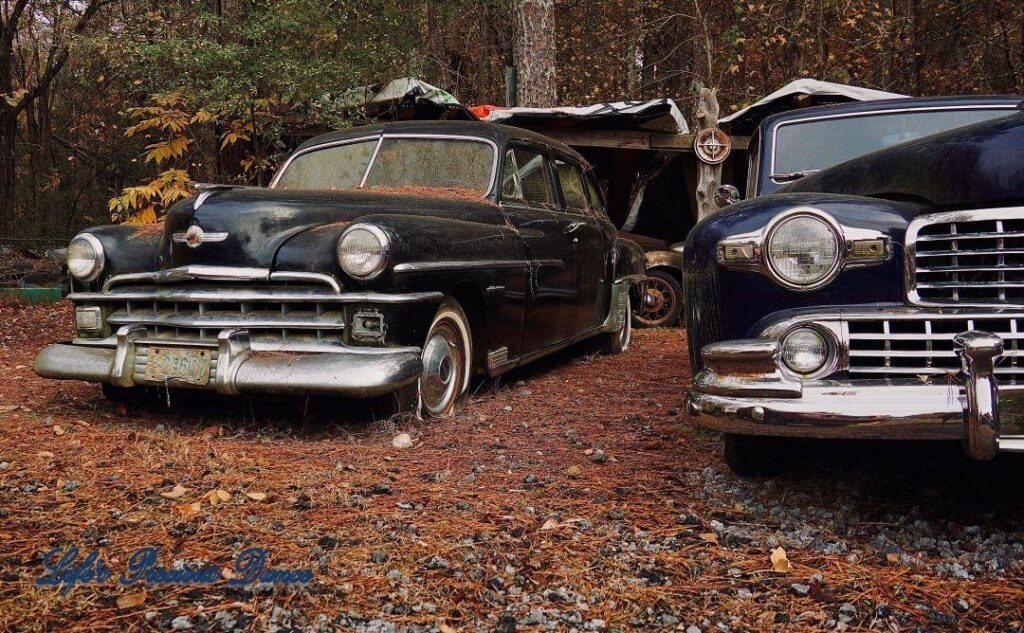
<box><xmin>907</xmin><ymin>207</ymin><xmax>1024</xmax><ymax>307</ymax></box>
<box><xmin>758</xmin><ymin>307</ymin><xmax>1024</xmax><ymax>384</ymax></box>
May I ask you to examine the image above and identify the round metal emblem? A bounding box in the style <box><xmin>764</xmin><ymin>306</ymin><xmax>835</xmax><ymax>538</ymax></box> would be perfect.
<box><xmin>694</xmin><ymin>128</ymin><xmax>732</xmax><ymax>165</ymax></box>
<box><xmin>184</xmin><ymin>225</ymin><xmax>205</xmax><ymax>248</ymax></box>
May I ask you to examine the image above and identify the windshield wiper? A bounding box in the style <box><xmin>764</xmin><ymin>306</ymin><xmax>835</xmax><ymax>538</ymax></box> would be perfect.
<box><xmin>770</xmin><ymin>169</ymin><xmax>821</xmax><ymax>182</ymax></box>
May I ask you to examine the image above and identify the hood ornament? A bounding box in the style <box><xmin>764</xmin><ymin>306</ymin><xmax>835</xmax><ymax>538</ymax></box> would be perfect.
<box><xmin>173</xmin><ymin>225</ymin><xmax>229</xmax><ymax>249</ymax></box>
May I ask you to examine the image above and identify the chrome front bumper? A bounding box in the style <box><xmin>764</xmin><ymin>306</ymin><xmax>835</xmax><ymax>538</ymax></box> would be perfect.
<box><xmin>34</xmin><ymin>326</ymin><xmax>423</xmax><ymax>398</ymax></box>
<box><xmin>688</xmin><ymin>333</ymin><xmax>1024</xmax><ymax>459</ymax></box>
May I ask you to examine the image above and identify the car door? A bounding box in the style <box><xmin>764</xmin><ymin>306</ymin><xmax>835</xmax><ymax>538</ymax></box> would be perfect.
<box><xmin>553</xmin><ymin>157</ymin><xmax>610</xmax><ymax>333</ymax></box>
<box><xmin>499</xmin><ymin>145</ymin><xmax>580</xmax><ymax>353</ymax></box>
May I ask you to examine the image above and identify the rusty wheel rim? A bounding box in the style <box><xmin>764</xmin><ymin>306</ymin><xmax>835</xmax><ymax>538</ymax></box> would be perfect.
<box><xmin>634</xmin><ymin>277</ymin><xmax>676</xmax><ymax>327</ymax></box>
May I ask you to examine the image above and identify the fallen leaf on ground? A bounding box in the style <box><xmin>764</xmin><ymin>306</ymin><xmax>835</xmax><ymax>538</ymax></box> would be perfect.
<box><xmin>160</xmin><ymin>484</ymin><xmax>188</xmax><ymax>499</ymax></box>
<box><xmin>176</xmin><ymin>502</ymin><xmax>202</xmax><ymax>518</ymax></box>
<box><xmin>244</xmin><ymin>491</ymin><xmax>266</xmax><ymax>501</ymax></box>
<box><xmin>53</xmin><ymin>425</ymin><xmax>65</xmax><ymax>436</ymax></box>
<box><xmin>540</xmin><ymin>519</ymin><xmax>561</xmax><ymax>531</ymax></box>
<box><xmin>37</xmin><ymin>451</ymin><xmax>55</xmax><ymax>459</ymax></box>
<box><xmin>770</xmin><ymin>546</ymin><xmax>793</xmax><ymax>573</ymax></box>
<box><xmin>206</xmin><ymin>489</ymin><xmax>232</xmax><ymax>505</ymax></box>
<box><xmin>699</xmin><ymin>532</ymin><xmax>719</xmax><ymax>544</ymax></box>
<box><xmin>886</xmin><ymin>552</ymin><xmax>900</xmax><ymax>563</ymax></box>
<box><xmin>116</xmin><ymin>590</ymin><xmax>146</xmax><ymax>610</ymax></box>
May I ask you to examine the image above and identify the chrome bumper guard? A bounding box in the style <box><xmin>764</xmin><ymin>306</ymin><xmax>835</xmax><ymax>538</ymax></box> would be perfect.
<box><xmin>34</xmin><ymin>325</ymin><xmax>423</xmax><ymax>398</ymax></box>
<box><xmin>688</xmin><ymin>332</ymin><xmax>1024</xmax><ymax>458</ymax></box>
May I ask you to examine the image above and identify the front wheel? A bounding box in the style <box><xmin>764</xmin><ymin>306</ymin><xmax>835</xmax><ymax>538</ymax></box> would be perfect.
<box><xmin>418</xmin><ymin>298</ymin><xmax>473</xmax><ymax>417</ymax></box>
<box><xmin>633</xmin><ymin>270</ymin><xmax>683</xmax><ymax>328</ymax></box>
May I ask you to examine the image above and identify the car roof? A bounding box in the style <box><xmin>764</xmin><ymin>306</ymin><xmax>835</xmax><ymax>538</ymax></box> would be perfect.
<box><xmin>757</xmin><ymin>95</ymin><xmax>1024</xmax><ymax>133</ymax></box>
<box><xmin>297</xmin><ymin>120</ymin><xmax>588</xmax><ymax>164</ymax></box>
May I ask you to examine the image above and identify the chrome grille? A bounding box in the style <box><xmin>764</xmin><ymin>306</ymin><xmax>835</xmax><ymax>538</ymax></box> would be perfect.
<box><xmin>909</xmin><ymin>208</ymin><xmax>1024</xmax><ymax>306</ymax></box>
<box><xmin>847</xmin><ymin>314</ymin><xmax>1024</xmax><ymax>383</ymax></box>
<box><xmin>80</xmin><ymin>283</ymin><xmax>347</xmax><ymax>347</ymax></box>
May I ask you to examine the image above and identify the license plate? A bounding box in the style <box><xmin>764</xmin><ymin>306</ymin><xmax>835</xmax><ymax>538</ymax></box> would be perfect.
<box><xmin>143</xmin><ymin>348</ymin><xmax>212</xmax><ymax>385</ymax></box>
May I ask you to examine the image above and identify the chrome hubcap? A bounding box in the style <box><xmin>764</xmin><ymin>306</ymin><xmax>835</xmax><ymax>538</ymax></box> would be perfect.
<box><xmin>421</xmin><ymin>323</ymin><xmax>462</xmax><ymax>415</ymax></box>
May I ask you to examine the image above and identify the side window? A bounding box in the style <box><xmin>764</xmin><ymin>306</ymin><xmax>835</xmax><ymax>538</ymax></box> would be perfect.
<box><xmin>583</xmin><ymin>173</ymin><xmax>607</xmax><ymax>217</ymax></box>
<box><xmin>554</xmin><ymin>159</ymin><xmax>589</xmax><ymax>212</ymax></box>
<box><xmin>502</xmin><ymin>147</ymin><xmax>554</xmax><ymax>206</ymax></box>
<box><xmin>500</xmin><ymin>150</ymin><xmax>524</xmax><ymax>200</ymax></box>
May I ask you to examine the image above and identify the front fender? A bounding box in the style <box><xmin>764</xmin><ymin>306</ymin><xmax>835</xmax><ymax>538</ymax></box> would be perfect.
<box><xmin>682</xmin><ymin>192</ymin><xmax>921</xmax><ymax>370</ymax></box>
<box><xmin>69</xmin><ymin>224</ymin><xmax>164</xmax><ymax>292</ymax></box>
<box><xmin>274</xmin><ymin>213</ymin><xmax>528</xmax><ymax>294</ymax></box>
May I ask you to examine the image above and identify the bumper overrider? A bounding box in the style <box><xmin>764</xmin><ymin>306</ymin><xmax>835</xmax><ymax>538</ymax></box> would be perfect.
<box><xmin>688</xmin><ymin>314</ymin><xmax>1024</xmax><ymax>460</ymax></box>
<box><xmin>35</xmin><ymin>326</ymin><xmax>424</xmax><ymax>398</ymax></box>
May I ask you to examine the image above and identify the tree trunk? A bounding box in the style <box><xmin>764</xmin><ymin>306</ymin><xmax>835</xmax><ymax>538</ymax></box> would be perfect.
<box><xmin>0</xmin><ymin>112</ymin><xmax>16</xmax><ymax>239</ymax></box>
<box><xmin>694</xmin><ymin>86</ymin><xmax>721</xmax><ymax>222</ymax></box>
<box><xmin>514</xmin><ymin>0</ymin><xmax>557</xmax><ymax>107</ymax></box>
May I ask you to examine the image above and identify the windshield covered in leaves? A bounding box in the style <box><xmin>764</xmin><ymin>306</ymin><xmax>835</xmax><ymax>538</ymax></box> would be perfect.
<box><xmin>275</xmin><ymin>137</ymin><xmax>495</xmax><ymax>194</ymax></box>
<box><xmin>772</xmin><ymin>108</ymin><xmax>1015</xmax><ymax>178</ymax></box>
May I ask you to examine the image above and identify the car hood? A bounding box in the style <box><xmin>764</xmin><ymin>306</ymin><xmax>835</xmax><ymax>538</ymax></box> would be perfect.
<box><xmin>160</xmin><ymin>187</ymin><xmax>501</xmax><ymax>269</ymax></box>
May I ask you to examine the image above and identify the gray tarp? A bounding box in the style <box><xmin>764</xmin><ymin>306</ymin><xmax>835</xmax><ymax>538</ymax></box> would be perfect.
<box><xmin>720</xmin><ymin>79</ymin><xmax>906</xmax><ymax>133</ymax></box>
<box><xmin>483</xmin><ymin>99</ymin><xmax>689</xmax><ymax>134</ymax></box>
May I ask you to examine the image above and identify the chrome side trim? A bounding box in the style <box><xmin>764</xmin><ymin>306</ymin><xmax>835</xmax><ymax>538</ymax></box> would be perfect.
<box><xmin>269</xmin><ymin>271</ymin><xmax>342</xmax><ymax>293</ymax></box>
<box><xmin>906</xmin><ymin>206</ymin><xmax>1024</xmax><ymax>308</ymax></box>
<box><xmin>103</xmin><ymin>266</ymin><xmax>270</xmax><ymax>291</ymax></box>
<box><xmin>71</xmin><ymin>288</ymin><xmax>444</xmax><ymax>304</ymax></box>
<box><xmin>393</xmin><ymin>259</ymin><xmax>562</xmax><ymax>273</ymax></box>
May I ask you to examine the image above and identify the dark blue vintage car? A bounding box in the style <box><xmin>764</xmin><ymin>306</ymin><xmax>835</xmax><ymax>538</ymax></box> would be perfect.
<box><xmin>685</xmin><ymin>99</ymin><xmax>1024</xmax><ymax>475</ymax></box>
<box><xmin>738</xmin><ymin>94</ymin><xmax>1022</xmax><ymax>199</ymax></box>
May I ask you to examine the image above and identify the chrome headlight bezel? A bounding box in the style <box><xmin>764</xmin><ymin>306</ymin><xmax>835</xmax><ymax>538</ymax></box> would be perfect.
<box><xmin>763</xmin><ymin>208</ymin><xmax>843</xmax><ymax>291</ymax></box>
<box><xmin>337</xmin><ymin>224</ymin><xmax>391</xmax><ymax>279</ymax></box>
<box><xmin>779</xmin><ymin>324</ymin><xmax>837</xmax><ymax>377</ymax></box>
<box><xmin>716</xmin><ymin>206</ymin><xmax>892</xmax><ymax>292</ymax></box>
<box><xmin>67</xmin><ymin>233</ymin><xmax>105</xmax><ymax>282</ymax></box>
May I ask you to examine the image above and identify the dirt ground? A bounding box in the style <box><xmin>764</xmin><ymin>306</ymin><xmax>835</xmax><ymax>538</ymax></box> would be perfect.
<box><xmin>1</xmin><ymin>300</ymin><xmax>1023</xmax><ymax>632</ymax></box>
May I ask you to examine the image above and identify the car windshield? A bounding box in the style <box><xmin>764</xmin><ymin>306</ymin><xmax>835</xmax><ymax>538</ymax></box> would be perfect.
<box><xmin>275</xmin><ymin>137</ymin><xmax>495</xmax><ymax>194</ymax></box>
<box><xmin>772</xmin><ymin>108</ymin><xmax>1014</xmax><ymax>179</ymax></box>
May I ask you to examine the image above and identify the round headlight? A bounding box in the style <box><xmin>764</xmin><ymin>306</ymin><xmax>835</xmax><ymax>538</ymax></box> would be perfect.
<box><xmin>67</xmin><ymin>234</ymin><xmax>104</xmax><ymax>281</ymax></box>
<box><xmin>337</xmin><ymin>225</ymin><xmax>390</xmax><ymax>278</ymax></box>
<box><xmin>781</xmin><ymin>327</ymin><xmax>830</xmax><ymax>375</ymax></box>
<box><xmin>766</xmin><ymin>212</ymin><xmax>841</xmax><ymax>288</ymax></box>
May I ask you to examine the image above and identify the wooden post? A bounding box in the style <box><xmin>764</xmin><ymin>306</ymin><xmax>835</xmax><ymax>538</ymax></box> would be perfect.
<box><xmin>694</xmin><ymin>86</ymin><xmax>721</xmax><ymax>221</ymax></box>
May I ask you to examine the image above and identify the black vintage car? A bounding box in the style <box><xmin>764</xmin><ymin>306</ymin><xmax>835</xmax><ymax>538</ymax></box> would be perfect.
<box><xmin>35</xmin><ymin>121</ymin><xmax>645</xmax><ymax>417</ymax></box>
<box><xmin>684</xmin><ymin>101</ymin><xmax>1024</xmax><ymax>475</ymax></box>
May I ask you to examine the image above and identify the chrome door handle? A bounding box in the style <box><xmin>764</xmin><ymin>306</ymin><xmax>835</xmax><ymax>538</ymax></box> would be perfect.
<box><xmin>564</xmin><ymin>221</ymin><xmax>584</xmax><ymax>234</ymax></box>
